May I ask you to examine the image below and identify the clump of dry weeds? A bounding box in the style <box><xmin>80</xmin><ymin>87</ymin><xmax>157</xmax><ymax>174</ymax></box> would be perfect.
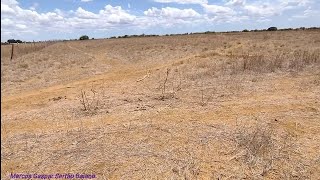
<box><xmin>156</xmin><ymin>68</ymin><xmax>182</xmax><ymax>100</ymax></box>
<box><xmin>181</xmin><ymin>47</ymin><xmax>320</xmax><ymax>87</ymax></box>
<box><xmin>78</xmin><ymin>86</ymin><xmax>107</xmax><ymax>116</ymax></box>
<box><xmin>232</xmin><ymin>120</ymin><xmax>310</xmax><ymax>178</ymax></box>
<box><xmin>236</xmin><ymin>48</ymin><xmax>320</xmax><ymax>73</ymax></box>
<box><xmin>289</xmin><ymin>49</ymin><xmax>320</xmax><ymax>70</ymax></box>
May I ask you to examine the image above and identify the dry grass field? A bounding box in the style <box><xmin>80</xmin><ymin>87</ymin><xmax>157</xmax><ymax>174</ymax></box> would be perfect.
<box><xmin>1</xmin><ymin>30</ymin><xmax>320</xmax><ymax>179</ymax></box>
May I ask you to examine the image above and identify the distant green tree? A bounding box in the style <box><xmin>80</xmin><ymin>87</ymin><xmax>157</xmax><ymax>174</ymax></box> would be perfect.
<box><xmin>79</xmin><ymin>35</ymin><xmax>89</xmax><ymax>40</ymax></box>
<box><xmin>7</xmin><ymin>39</ymin><xmax>16</xmax><ymax>43</ymax></box>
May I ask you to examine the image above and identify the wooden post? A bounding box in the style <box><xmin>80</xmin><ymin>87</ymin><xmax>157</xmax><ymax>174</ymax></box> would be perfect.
<box><xmin>10</xmin><ymin>44</ymin><xmax>14</xmax><ymax>60</ymax></box>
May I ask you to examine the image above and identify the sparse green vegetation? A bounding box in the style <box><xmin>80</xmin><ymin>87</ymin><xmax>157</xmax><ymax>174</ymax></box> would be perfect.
<box><xmin>79</xmin><ymin>35</ymin><xmax>89</xmax><ymax>40</ymax></box>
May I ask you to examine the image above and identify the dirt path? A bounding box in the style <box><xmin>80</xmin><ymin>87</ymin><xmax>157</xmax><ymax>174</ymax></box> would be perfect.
<box><xmin>66</xmin><ymin>43</ymin><xmax>96</xmax><ymax>59</ymax></box>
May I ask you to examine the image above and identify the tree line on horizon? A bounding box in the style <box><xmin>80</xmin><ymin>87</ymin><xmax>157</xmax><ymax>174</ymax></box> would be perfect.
<box><xmin>2</xmin><ymin>26</ymin><xmax>319</xmax><ymax>44</ymax></box>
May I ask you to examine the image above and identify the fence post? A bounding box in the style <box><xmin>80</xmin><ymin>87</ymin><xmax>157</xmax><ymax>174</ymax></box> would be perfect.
<box><xmin>10</xmin><ymin>44</ymin><xmax>14</xmax><ymax>60</ymax></box>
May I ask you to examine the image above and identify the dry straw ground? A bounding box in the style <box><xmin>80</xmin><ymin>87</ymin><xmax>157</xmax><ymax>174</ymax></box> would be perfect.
<box><xmin>1</xmin><ymin>30</ymin><xmax>320</xmax><ymax>179</ymax></box>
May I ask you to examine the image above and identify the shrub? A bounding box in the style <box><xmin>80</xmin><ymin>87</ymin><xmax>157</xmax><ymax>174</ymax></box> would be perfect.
<box><xmin>79</xmin><ymin>35</ymin><xmax>89</xmax><ymax>40</ymax></box>
<box><xmin>7</xmin><ymin>39</ymin><xmax>22</xmax><ymax>43</ymax></box>
<box><xmin>79</xmin><ymin>88</ymin><xmax>101</xmax><ymax>115</ymax></box>
<box><xmin>233</xmin><ymin>120</ymin><xmax>304</xmax><ymax>178</ymax></box>
<box><xmin>7</xmin><ymin>39</ymin><xmax>15</xmax><ymax>43</ymax></box>
<box><xmin>205</xmin><ymin>31</ymin><xmax>215</xmax><ymax>34</ymax></box>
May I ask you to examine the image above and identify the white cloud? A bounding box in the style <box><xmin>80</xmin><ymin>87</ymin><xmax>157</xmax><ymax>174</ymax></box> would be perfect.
<box><xmin>1</xmin><ymin>0</ymin><xmax>64</xmax><ymax>31</ymax></box>
<box><xmin>226</xmin><ymin>0</ymin><xmax>246</xmax><ymax>6</ymax></box>
<box><xmin>243</xmin><ymin>4</ymin><xmax>278</xmax><ymax>17</ymax></box>
<box><xmin>242</xmin><ymin>0</ymin><xmax>312</xmax><ymax>17</ymax></box>
<box><xmin>1</xmin><ymin>4</ymin><xmax>15</xmax><ymax>15</ymax></box>
<box><xmin>284</xmin><ymin>0</ymin><xmax>311</xmax><ymax>6</ymax></box>
<box><xmin>303</xmin><ymin>7</ymin><xmax>319</xmax><ymax>16</ymax></box>
<box><xmin>202</xmin><ymin>4</ymin><xmax>235</xmax><ymax>15</ymax></box>
<box><xmin>99</xmin><ymin>5</ymin><xmax>136</xmax><ymax>23</ymax></box>
<box><xmin>153</xmin><ymin>0</ymin><xmax>207</xmax><ymax>4</ymax></box>
<box><xmin>1</xmin><ymin>0</ymin><xmax>18</xmax><ymax>6</ymax></box>
<box><xmin>142</xmin><ymin>7</ymin><xmax>203</xmax><ymax>28</ymax></box>
<box><xmin>280</xmin><ymin>0</ymin><xmax>311</xmax><ymax>10</ymax></box>
<box><xmin>144</xmin><ymin>7</ymin><xmax>201</xmax><ymax>19</ymax></box>
<box><xmin>75</xmin><ymin>7</ymin><xmax>99</xmax><ymax>19</ymax></box>
<box><xmin>293</xmin><ymin>6</ymin><xmax>320</xmax><ymax>18</ymax></box>
<box><xmin>256</xmin><ymin>18</ymin><xmax>271</xmax><ymax>23</ymax></box>
<box><xmin>1</xmin><ymin>0</ymin><xmax>137</xmax><ymax>40</ymax></box>
<box><xmin>16</xmin><ymin>24</ymin><xmax>27</xmax><ymax>29</ymax></box>
<box><xmin>201</xmin><ymin>2</ymin><xmax>252</xmax><ymax>24</ymax></box>
<box><xmin>81</xmin><ymin>0</ymin><xmax>93</xmax><ymax>2</ymax></box>
<box><xmin>29</xmin><ymin>2</ymin><xmax>39</xmax><ymax>11</ymax></box>
<box><xmin>1</xmin><ymin>18</ymin><xmax>14</xmax><ymax>29</ymax></box>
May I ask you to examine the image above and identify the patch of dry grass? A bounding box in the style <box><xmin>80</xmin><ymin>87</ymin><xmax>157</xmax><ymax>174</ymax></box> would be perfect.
<box><xmin>232</xmin><ymin>120</ymin><xmax>307</xmax><ymax>178</ymax></box>
<box><xmin>1</xmin><ymin>42</ymin><xmax>55</xmax><ymax>60</ymax></box>
<box><xmin>1</xmin><ymin>30</ymin><xmax>320</xmax><ymax>179</ymax></box>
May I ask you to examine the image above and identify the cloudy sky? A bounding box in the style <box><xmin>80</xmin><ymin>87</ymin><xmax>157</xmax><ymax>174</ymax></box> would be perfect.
<box><xmin>1</xmin><ymin>0</ymin><xmax>319</xmax><ymax>41</ymax></box>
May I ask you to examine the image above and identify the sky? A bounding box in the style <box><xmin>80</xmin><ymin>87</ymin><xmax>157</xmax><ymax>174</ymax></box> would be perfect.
<box><xmin>1</xmin><ymin>0</ymin><xmax>320</xmax><ymax>41</ymax></box>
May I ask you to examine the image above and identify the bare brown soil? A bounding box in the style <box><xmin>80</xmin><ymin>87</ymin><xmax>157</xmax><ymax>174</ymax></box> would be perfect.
<box><xmin>1</xmin><ymin>30</ymin><xmax>320</xmax><ymax>179</ymax></box>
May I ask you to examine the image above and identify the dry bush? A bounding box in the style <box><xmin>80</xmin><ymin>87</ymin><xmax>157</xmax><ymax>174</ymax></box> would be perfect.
<box><xmin>289</xmin><ymin>49</ymin><xmax>320</xmax><ymax>70</ymax></box>
<box><xmin>228</xmin><ymin>52</ymin><xmax>285</xmax><ymax>74</ymax></box>
<box><xmin>156</xmin><ymin>68</ymin><xmax>182</xmax><ymax>100</ymax></box>
<box><xmin>234</xmin><ymin>121</ymin><xmax>277</xmax><ymax>173</ymax></box>
<box><xmin>181</xmin><ymin>51</ymin><xmax>288</xmax><ymax>81</ymax></box>
<box><xmin>79</xmin><ymin>87</ymin><xmax>104</xmax><ymax>115</ymax></box>
<box><xmin>161</xmin><ymin>68</ymin><xmax>170</xmax><ymax>99</ymax></box>
<box><xmin>233</xmin><ymin>120</ymin><xmax>310</xmax><ymax>178</ymax></box>
<box><xmin>225</xmin><ymin>48</ymin><xmax>320</xmax><ymax>75</ymax></box>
